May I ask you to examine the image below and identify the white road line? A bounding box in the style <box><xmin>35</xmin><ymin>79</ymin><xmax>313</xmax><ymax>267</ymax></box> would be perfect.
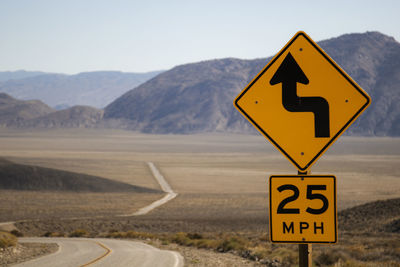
<box><xmin>121</xmin><ymin>161</ymin><xmax>178</xmax><ymax>216</ymax></box>
<box><xmin>171</xmin><ymin>251</ymin><xmax>184</xmax><ymax>267</ymax></box>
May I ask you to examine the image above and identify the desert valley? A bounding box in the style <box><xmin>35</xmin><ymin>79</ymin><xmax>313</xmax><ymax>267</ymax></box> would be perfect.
<box><xmin>0</xmin><ymin>30</ymin><xmax>400</xmax><ymax>266</ymax></box>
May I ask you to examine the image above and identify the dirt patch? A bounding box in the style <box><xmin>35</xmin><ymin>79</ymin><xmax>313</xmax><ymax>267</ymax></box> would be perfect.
<box><xmin>1</xmin><ymin>131</ymin><xmax>400</xmax><ymax>266</ymax></box>
<box><xmin>0</xmin><ymin>242</ymin><xmax>58</xmax><ymax>266</ymax></box>
<box><xmin>0</xmin><ymin>190</ymin><xmax>162</xmax><ymax>221</ymax></box>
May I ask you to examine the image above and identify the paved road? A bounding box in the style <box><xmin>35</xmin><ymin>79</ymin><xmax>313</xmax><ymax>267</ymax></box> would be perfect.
<box><xmin>8</xmin><ymin>162</ymin><xmax>183</xmax><ymax>266</ymax></box>
<box><xmin>15</xmin><ymin>238</ymin><xmax>184</xmax><ymax>267</ymax></box>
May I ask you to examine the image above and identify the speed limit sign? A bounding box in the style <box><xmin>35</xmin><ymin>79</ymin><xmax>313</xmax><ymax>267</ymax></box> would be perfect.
<box><xmin>269</xmin><ymin>175</ymin><xmax>337</xmax><ymax>243</ymax></box>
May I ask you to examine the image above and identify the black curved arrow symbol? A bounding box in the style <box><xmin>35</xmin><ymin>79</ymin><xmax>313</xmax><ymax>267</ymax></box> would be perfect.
<box><xmin>270</xmin><ymin>52</ymin><xmax>330</xmax><ymax>138</ymax></box>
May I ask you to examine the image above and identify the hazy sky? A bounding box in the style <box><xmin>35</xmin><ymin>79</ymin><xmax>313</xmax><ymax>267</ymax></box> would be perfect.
<box><xmin>1</xmin><ymin>0</ymin><xmax>399</xmax><ymax>74</ymax></box>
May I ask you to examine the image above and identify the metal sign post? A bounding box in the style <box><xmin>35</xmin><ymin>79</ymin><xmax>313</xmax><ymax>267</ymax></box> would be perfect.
<box><xmin>298</xmin><ymin>170</ymin><xmax>312</xmax><ymax>267</ymax></box>
<box><xmin>299</xmin><ymin>243</ymin><xmax>312</xmax><ymax>267</ymax></box>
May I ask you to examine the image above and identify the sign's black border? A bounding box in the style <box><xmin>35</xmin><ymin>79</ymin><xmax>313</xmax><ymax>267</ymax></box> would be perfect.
<box><xmin>234</xmin><ymin>32</ymin><xmax>371</xmax><ymax>171</ymax></box>
<box><xmin>269</xmin><ymin>175</ymin><xmax>337</xmax><ymax>244</ymax></box>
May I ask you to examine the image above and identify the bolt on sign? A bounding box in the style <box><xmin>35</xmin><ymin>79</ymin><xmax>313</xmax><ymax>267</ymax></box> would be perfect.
<box><xmin>234</xmin><ymin>31</ymin><xmax>371</xmax><ymax>171</ymax></box>
<box><xmin>269</xmin><ymin>175</ymin><xmax>337</xmax><ymax>243</ymax></box>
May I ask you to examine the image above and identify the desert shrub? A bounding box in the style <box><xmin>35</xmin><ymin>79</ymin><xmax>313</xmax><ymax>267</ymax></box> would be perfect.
<box><xmin>105</xmin><ymin>230</ymin><xmax>156</xmax><ymax>240</ymax></box>
<box><xmin>43</xmin><ymin>232</ymin><xmax>52</xmax><ymax>237</ymax></box>
<box><xmin>43</xmin><ymin>231</ymin><xmax>65</xmax><ymax>237</ymax></box>
<box><xmin>316</xmin><ymin>249</ymin><xmax>347</xmax><ymax>266</ymax></box>
<box><xmin>258</xmin><ymin>233</ymin><xmax>269</xmax><ymax>242</ymax></box>
<box><xmin>249</xmin><ymin>246</ymin><xmax>271</xmax><ymax>260</ymax></box>
<box><xmin>340</xmin><ymin>259</ymin><xmax>368</xmax><ymax>267</ymax></box>
<box><xmin>106</xmin><ymin>231</ymin><xmax>124</xmax><ymax>238</ymax></box>
<box><xmin>10</xmin><ymin>229</ymin><xmax>23</xmax><ymax>237</ymax></box>
<box><xmin>196</xmin><ymin>238</ymin><xmax>219</xmax><ymax>249</ymax></box>
<box><xmin>172</xmin><ymin>232</ymin><xmax>193</xmax><ymax>246</ymax></box>
<box><xmin>125</xmin><ymin>231</ymin><xmax>141</xmax><ymax>239</ymax></box>
<box><xmin>169</xmin><ymin>232</ymin><xmax>221</xmax><ymax>249</ymax></box>
<box><xmin>316</xmin><ymin>252</ymin><xmax>340</xmax><ymax>266</ymax></box>
<box><xmin>269</xmin><ymin>247</ymin><xmax>297</xmax><ymax>266</ymax></box>
<box><xmin>126</xmin><ymin>231</ymin><xmax>155</xmax><ymax>239</ymax></box>
<box><xmin>217</xmin><ymin>236</ymin><xmax>246</xmax><ymax>252</ymax></box>
<box><xmin>187</xmin><ymin>233</ymin><xmax>203</xmax><ymax>239</ymax></box>
<box><xmin>69</xmin><ymin>229</ymin><xmax>88</xmax><ymax>237</ymax></box>
<box><xmin>0</xmin><ymin>231</ymin><xmax>17</xmax><ymax>248</ymax></box>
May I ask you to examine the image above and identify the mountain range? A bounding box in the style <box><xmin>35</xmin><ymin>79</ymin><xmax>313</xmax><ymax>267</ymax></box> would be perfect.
<box><xmin>0</xmin><ymin>93</ymin><xmax>54</xmax><ymax>127</ymax></box>
<box><xmin>104</xmin><ymin>31</ymin><xmax>400</xmax><ymax>136</ymax></box>
<box><xmin>1</xmin><ymin>31</ymin><xmax>399</xmax><ymax>136</ymax></box>
<box><xmin>0</xmin><ymin>93</ymin><xmax>104</xmax><ymax>129</ymax></box>
<box><xmin>0</xmin><ymin>70</ymin><xmax>47</xmax><ymax>82</ymax></box>
<box><xmin>0</xmin><ymin>70</ymin><xmax>163</xmax><ymax>109</ymax></box>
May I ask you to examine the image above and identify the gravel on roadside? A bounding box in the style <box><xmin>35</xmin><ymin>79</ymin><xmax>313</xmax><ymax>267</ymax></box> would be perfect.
<box><xmin>147</xmin><ymin>239</ymin><xmax>264</xmax><ymax>267</ymax></box>
<box><xmin>0</xmin><ymin>242</ymin><xmax>58</xmax><ymax>266</ymax></box>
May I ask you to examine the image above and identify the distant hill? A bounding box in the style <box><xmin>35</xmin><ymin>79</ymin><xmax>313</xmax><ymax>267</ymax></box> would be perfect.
<box><xmin>0</xmin><ymin>93</ymin><xmax>54</xmax><ymax>127</ymax></box>
<box><xmin>339</xmin><ymin>198</ymin><xmax>400</xmax><ymax>233</ymax></box>
<box><xmin>0</xmin><ymin>158</ymin><xmax>159</xmax><ymax>193</ymax></box>
<box><xmin>21</xmin><ymin>105</ymin><xmax>104</xmax><ymax>128</ymax></box>
<box><xmin>104</xmin><ymin>32</ymin><xmax>400</xmax><ymax>136</ymax></box>
<box><xmin>104</xmin><ymin>58</ymin><xmax>265</xmax><ymax>133</ymax></box>
<box><xmin>0</xmin><ymin>70</ymin><xmax>163</xmax><ymax>108</ymax></box>
<box><xmin>0</xmin><ymin>70</ymin><xmax>47</xmax><ymax>82</ymax></box>
<box><xmin>0</xmin><ymin>93</ymin><xmax>103</xmax><ymax>129</ymax></box>
<box><xmin>318</xmin><ymin>33</ymin><xmax>400</xmax><ymax>136</ymax></box>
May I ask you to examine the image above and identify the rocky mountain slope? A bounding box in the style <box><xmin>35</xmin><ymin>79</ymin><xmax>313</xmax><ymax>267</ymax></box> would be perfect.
<box><xmin>105</xmin><ymin>58</ymin><xmax>266</xmax><ymax>133</ymax></box>
<box><xmin>21</xmin><ymin>105</ymin><xmax>103</xmax><ymax>129</ymax></box>
<box><xmin>318</xmin><ymin>32</ymin><xmax>400</xmax><ymax>135</ymax></box>
<box><xmin>0</xmin><ymin>93</ymin><xmax>54</xmax><ymax>127</ymax></box>
<box><xmin>0</xmin><ymin>93</ymin><xmax>103</xmax><ymax>129</ymax></box>
<box><xmin>0</xmin><ymin>70</ymin><xmax>163</xmax><ymax>109</ymax></box>
<box><xmin>104</xmin><ymin>32</ymin><xmax>400</xmax><ymax>136</ymax></box>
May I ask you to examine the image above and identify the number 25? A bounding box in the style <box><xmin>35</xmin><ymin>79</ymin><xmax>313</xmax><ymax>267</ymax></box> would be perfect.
<box><xmin>276</xmin><ymin>184</ymin><xmax>328</xmax><ymax>214</ymax></box>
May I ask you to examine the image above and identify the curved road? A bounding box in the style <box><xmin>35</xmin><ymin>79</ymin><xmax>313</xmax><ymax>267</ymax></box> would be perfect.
<box><xmin>10</xmin><ymin>162</ymin><xmax>183</xmax><ymax>267</ymax></box>
<box><xmin>1</xmin><ymin>161</ymin><xmax>178</xmax><ymax>226</ymax></box>
<box><xmin>15</xmin><ymin>238</ymin><xmax>184</xmax><ymax>267</ymax></box>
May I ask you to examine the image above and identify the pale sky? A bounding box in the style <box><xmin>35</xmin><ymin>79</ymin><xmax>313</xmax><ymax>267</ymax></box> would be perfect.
<box><xmin>1</xmin><ymin>0</ymin><xmax>399</xmax><ymax>74</ymax></box>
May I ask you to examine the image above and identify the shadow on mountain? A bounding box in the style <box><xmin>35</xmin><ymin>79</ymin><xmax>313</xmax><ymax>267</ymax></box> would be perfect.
<box><xmin>0</xmin><ymin>158</ymin><xmax>160</xmax><ymax>193</ymax></box>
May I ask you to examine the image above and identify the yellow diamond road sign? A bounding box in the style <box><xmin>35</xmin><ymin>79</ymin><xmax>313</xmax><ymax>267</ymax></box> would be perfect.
<box><xmin>234</xmin><ymin>31</ymin><xmax>371</xmax><ymax>171</ymax></box>
<box><xmin>269</xmin><ymin>175</ymin><xmax>337</xmax><ymax>243</ymax></box>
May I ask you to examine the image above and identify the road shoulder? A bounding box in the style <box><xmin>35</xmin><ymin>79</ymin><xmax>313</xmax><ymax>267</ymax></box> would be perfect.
<box><xmin>146</xmin><ymin>239</ymin><xmax>263</xmax><ymax>267</ymax></box>
<box><xmin>0</xmin><ymin>242</ymin><xmax>58</xmax><ymax>266</ymax></box>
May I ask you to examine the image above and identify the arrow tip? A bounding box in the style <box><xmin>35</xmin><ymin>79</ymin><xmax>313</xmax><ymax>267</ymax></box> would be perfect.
<box><xmin>270</xmin><ymin>52</ymin><xmax>309</xmax><ymax>85</ymax></box>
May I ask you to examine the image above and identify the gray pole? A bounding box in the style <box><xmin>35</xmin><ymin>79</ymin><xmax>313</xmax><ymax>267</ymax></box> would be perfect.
<box><xmin>298</xmin><ymin>170</ymin><xmax>312</xmax><ymax>267</ymax></box>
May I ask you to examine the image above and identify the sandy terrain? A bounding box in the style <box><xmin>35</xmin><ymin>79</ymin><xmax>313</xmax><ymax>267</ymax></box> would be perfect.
<box><xmin>0</xmin><ymin>129</ymin><xmax>399</xmax><ymax>266</ymax></box>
